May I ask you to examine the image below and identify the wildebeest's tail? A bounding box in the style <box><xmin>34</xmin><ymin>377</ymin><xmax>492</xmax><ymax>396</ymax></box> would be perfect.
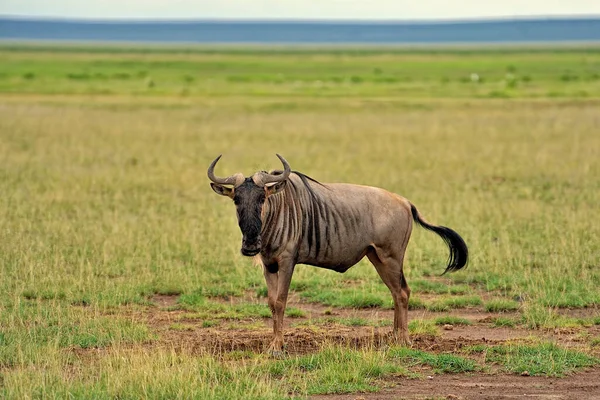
<box><xmin>410</xmin><ymin>203</ymin><xmax>468</xmax><ymax>275</ymax></box>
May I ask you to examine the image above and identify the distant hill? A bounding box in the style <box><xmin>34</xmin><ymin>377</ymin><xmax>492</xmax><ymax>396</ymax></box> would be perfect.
<box><xmin>1</xmin><ymin>17</ymin><xmax>600</xmax><ymax>44</ymax></box>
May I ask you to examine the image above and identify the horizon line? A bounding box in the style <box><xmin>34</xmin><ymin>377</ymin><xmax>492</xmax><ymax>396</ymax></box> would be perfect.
<box><xmin>2</xmin><ymin>13</ymin><xmax>600</xmax><ymax>25</ymax></box>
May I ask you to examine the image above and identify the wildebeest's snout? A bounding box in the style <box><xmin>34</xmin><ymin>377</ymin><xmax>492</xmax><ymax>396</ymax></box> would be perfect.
<box><xmin>241</xmin><ymin>238</ymin><xmax>261</xmax><ymax>256</ymax></box>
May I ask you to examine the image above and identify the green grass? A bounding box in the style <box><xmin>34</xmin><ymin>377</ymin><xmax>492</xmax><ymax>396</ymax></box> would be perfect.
<box><xmin>1</xmin><ymin>347</ymin><xmax>291</xmax><ymax>400</ymax></box>
<box><xmin>176</xmin><ymin>291</ymin><xmax>309</xmax><ymax>318</ymax></box>
<box><xmin>285</xmin><ymin>307</ymin><xmax>307</xmax><ymax>318</ymax></box>
<box><xmin>388</xmin><ymin>347</ymin><xmax>478</xmax><ymax>373</ymax></box>
<box><xmin>0</xmin><ymin>302</ymin><xmax>152</xmax><ymax>369</ymax></box>
<box><xmin>491</xmin><ymin>317</ymin><xmax>518</xmax><ymax>328</ymax></box>
<box><xmin>483</xmin><ymin>343</ymin><xmax>599</xmax><ymax>377</ymax></box>
<box><xmin>408</xmin><ymin>296</ymin><xmax>427</xmax><ymax>310</ymax></box>
<box><xmin>267</xmin><ymin>346</ymin><xmax>407</xmax><ymax>395</ymax></box>
<box><xmin>300</xmin><ymin>285</ymin><xmax>391</xmax><ymax>309</ymax></box>
<box><xmin>426</xmin><ymin>296</ymin><xmax>483</xmax><ymax>312</ymax></box>
<box><xmin>410</xmin><ymin>279</ymin><xmax>450</xmax><ymax>294</ymax></box>
<box><xmin>520</xmin><ymin>305</ymin><xmax>585</xmax><ymax>329</ymax></box>
<box><xmin>202</xmin><ymin>320</ymin><xmax>219</xmax><ymax>328</ymax></box>
<box><xmin>2</xmin><ymin>43</ymin><xmax>600</xmax><ymax>398</ymax></box>
<box><xmin>410</xmin><ymin>280</ymin><xmax>472</xmax><ymax>295</ymax></box>
<box><xmin>2</xmin><ymin>45</ymin><xmax>600</xmax><ymax>99</ymax></box>
<box><xmin>484</xmin><ymin>299</ymin><xmax>521</xmax><ymax>312</ymax></box>
<box><xmin>408</xmin><ymin>320</ymin><xmax>440</xmax><ymax>336</ymax></box>
<box><xmin>169</xmin><ymin>323</ymin><xmax>195</xmax><ymax>331</ymax></box>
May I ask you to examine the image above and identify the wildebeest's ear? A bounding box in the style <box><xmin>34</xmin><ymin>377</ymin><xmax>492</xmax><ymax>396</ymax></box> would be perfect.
<box><xmin>265</xmin><ymin>180</ymin><xmax>287</xmax><ymax>197</ymax></box>
<box><xmin>210</xmin><ymin>183</ymin><xmax>234</xmax><ymax>198</ymax></box>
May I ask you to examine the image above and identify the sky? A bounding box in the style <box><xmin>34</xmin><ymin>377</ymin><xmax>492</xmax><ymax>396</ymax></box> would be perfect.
<box><xmin>2</xmin><ymin>0</ymin><xmax>600</xmax><ymax>21</ymax></box>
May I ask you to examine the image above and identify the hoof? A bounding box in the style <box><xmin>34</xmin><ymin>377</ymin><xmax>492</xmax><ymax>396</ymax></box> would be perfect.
<box><xmin>269</xmin><ymin>349</ymin><xmax>286</xmax><ymax>359</ymax></box>
<box><xmin>378</xmin><ymin>343</ymin><xmax>392</xmax><ymax>351</ymax></box>
<box><xmin>390</xmin><ymin>333</ymin><xmax>412</xmax><ymax>347</ymax></box>
<box><xmin>267</xmin><ymin>340</ymin><xmax>286</xmax><ymax>358</ymax></box>
<box><xmin>395</xmin><ymin>334</ymin><xmax>412</xmax><ymax>347</ymax></box>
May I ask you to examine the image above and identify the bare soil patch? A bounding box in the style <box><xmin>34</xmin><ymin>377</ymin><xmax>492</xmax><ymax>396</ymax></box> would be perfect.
<box><xmin>151</xmin><ymin>294</ymin><xmax>180</xmax><ymax>308</ymax></box>
<box><xmin>158</xmin><ymin>325</ymin><xmax>500</xmax><ymax>356</ymax></box>
<box><xmin>140</xmin><ymin>294</ymin><xmax>598</xmax><ymax>357</ymax></box>
<box><xmin>555</xmin><ymin>306</ymin><xmax>600</xmax><ymax>320</ymax></box>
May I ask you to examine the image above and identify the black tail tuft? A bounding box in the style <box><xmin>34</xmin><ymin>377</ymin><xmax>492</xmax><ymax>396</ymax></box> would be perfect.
<box><xmin>410</xmin><ymin>204</ymin><xmax>469</xmax><ymax>275</ymax></box>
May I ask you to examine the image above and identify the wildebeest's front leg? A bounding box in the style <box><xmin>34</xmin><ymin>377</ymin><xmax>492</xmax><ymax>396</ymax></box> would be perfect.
<box><xmin>263</xmin><ymin>263</ymin><xmax>278</xmax><ymax>346</ymax></box>
<box><xmin>264</xmin><ymin>258</ymin><xmax>295</xmax><ymax>356</ymax></box>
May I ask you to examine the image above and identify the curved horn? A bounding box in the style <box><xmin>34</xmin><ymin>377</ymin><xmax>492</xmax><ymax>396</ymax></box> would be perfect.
<box><xmin>207</xmin><ymin>155</ymin><xmax>244</xmax><ymax>187</ymax></box>
<box><xmin>253</xmin><ymin>154</ymin><xmax>291</xmax><ymax>186</ymax></box>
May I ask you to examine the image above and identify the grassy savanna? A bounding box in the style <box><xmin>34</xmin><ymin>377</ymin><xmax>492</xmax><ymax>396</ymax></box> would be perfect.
<box><xmin>1</xmin><ymin>45</ymin><xmax>600</xmax><ymax>398</ymax></box>
<box><xmin>2</xmin><ymin>44</ymin><xmax>600</xmax><ymax>99</ymax></box>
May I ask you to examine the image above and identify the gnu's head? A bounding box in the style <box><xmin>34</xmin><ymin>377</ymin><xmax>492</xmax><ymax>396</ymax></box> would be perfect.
<box><xmin>208</xmin><ymin>154</ymin><xmax>290</xmax><ymax>256</ymax></box>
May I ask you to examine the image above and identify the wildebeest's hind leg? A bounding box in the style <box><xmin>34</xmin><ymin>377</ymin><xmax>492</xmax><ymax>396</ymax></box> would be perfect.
<box><xmin>367</xmin><ymin>247</ymin><xmax>411</xmax><ymax>346</ymax></box>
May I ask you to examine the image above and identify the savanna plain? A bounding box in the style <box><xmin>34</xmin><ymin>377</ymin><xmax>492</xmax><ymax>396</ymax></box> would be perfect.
<box><xmin>1</xmin><ymin>44</ymin><xmax>600</xmax><ymax>399</ymax></box>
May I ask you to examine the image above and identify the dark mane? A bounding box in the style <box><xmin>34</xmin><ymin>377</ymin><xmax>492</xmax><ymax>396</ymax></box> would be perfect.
<box><xmin>286</xmin><ymin>170</ymin><xmax>328</xmax><ymax>258</ymax></box>
<box><xmin>269</xmin><ymin>169</ymin><xmax>330</xmax><ymax>202</ymax></box>
<box><xmin>293</xmin><ymin>170</ymin><xmax>329</xmax><ymax>189</ymax></box>
<box><xmin>268</xmin><ymin>169</ymin><xmax>327</xmax><ymax>189</ymax></box>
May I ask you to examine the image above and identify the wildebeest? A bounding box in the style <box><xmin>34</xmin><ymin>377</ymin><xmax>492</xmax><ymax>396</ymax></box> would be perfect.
<box><xmin>208</xmin><ymin>154</ymin><xmax>468</xmax><ymax>355</ymax></box>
